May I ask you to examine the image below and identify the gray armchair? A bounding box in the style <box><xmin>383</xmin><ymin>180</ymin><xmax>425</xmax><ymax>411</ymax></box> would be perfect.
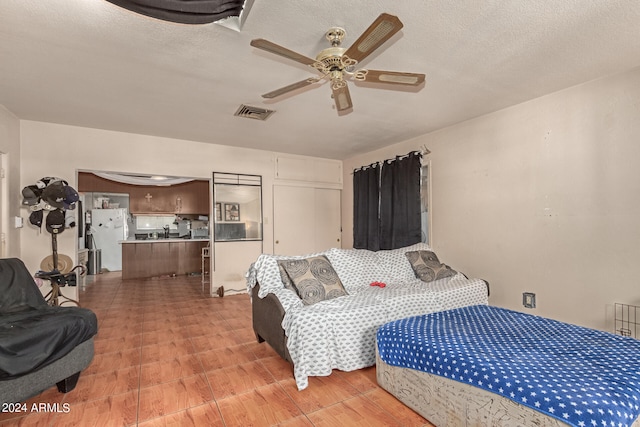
<box><xmin>0</xmin><ymin>258</ymin><xmax>97</xmax><ymax>404</ymax></box>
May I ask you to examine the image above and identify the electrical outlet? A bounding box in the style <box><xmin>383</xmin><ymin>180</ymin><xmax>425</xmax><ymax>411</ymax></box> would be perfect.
<box><xmin>523</xmin><ymin>292</ymin><xmax>536</xmax><ymax>308</ymax></box>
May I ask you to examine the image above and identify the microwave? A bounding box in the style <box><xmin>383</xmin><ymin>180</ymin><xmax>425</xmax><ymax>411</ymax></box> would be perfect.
<box><xmin>191</xmin><ymin>228</ymin><xmax>209</xmax><ymax>239</ymax></box>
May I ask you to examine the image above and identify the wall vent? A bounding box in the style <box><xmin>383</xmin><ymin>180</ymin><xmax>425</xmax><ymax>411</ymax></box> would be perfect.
<box><xmin>234</xmin><ymin>104</ymin><xmax>275</xmax><ymax>121</ymax></box>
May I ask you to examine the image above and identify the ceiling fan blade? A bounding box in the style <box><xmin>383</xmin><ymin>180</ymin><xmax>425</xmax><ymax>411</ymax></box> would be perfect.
<box><xmin>332</xmin><ymin>83</ymin><xmax>353</xmax><ymax>112</ymax></box>
<box><xmin>360</xmin><ymin>70</ymin><xmax>425</xmax><ymax>86</ymax></box>
<box><xmin>250</xmin><ymin>39</ymin><xmax>317</xmax><ymax>67</ymax></box>
<box><xmin>343</xmin><ymin>13</ymin><xmax>403</xmax><ymax>64</ymax></box>
<box><xmin>261</xmin><ymin>78</ymin><xmax>320</xmax><ymax>99</ymax></box>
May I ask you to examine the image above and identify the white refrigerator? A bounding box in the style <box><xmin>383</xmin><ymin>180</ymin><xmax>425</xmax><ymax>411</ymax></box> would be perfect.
<box><xmin>90</xmin><ymin>208</ymin><xmax>129</xmax><ymax>272</ymax></box>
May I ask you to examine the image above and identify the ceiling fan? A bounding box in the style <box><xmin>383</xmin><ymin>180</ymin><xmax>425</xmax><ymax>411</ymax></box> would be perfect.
<box><xmin>250</xmin><ymin>13</ymin><xmax>425</xmax><ymax>114</ymax></box>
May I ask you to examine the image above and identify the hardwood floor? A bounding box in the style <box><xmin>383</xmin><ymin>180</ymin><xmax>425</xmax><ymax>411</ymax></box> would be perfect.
<box><xmin>0</xmin><ymin>273</ymin><xmax>432</xmax><ymax>426</ymax></box>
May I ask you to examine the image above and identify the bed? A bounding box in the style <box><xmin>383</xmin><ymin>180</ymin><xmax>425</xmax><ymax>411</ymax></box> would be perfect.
<box><xmin>376</xmin><ymin>305</ymin><xmax>640</xmax><ymax>427</ymax></box>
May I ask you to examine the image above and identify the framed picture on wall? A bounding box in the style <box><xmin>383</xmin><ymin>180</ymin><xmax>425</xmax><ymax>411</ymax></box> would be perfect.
<box><xmin>224</xmin><ymin>203</ymin><xmax>240</xmax><ymax>221</ymax></box>
<box><xmin>215</xmin><ymin>203</ymin><xmax>222</xmax><ymax>222</ymax></box>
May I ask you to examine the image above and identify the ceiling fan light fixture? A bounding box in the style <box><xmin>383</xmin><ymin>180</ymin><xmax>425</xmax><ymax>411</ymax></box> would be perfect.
<box><xmin>330</xmin><ymin>71</ymin><xmax>346</xmax><ymax>87</ymax></box>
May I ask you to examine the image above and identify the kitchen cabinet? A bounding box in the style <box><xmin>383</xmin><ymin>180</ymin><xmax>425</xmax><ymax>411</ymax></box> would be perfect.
<box><xmin>179</xmin><ymin>180</ymin><xmax>210</xmax><ymax>214</ymax></box>
<box><xmin>129</xmin><ymin>181</ymin><xmax>209</xmax><ymax>215</ymax></box>
<box><xmin>121</xmin><ymin>240</ymin><xmax>208</xmax><ymax>280</ymax></box>
<box><xmin>129</xmin><ymin>186</ymin><xmax>172</xmax><ymax>214</ymax></box>
<box><xmin>78</xmin><ymin>173</ymin><xmax>211</xmax><ymax>215</ymax></box>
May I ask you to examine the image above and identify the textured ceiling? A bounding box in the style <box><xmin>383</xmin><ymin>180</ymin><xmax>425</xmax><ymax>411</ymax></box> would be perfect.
<box><xmin>2</xmin><ymin>0</ymin><xmax>640</xmax><ymax>160</ymax></box>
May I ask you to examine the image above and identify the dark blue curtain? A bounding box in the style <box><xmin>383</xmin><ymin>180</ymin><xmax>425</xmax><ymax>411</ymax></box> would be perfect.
<box><xmin>353</xmin><ymin>152</ymin><xmax>421</xmax><ymax>251</ymax></box>
<box><xmin>105</xmin><ymin>0</ymin><xmax>245</xmax><ymax>24</ymax></box>
<box><xmin>379</xmin><ymin>152</ymin><xmax>422</xmax><ymax>249</ymax></box>
<box><xmin>353</xmin><ymin>164</ymin><xmax>380</xmax><ymax>250</ymax></box>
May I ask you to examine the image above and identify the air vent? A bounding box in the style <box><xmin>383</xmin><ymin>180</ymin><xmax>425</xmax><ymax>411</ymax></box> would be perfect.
<box><xmin>234</xmin><ymin>104</ymin><xmax>275</xmax><ymax>121</ymax></box>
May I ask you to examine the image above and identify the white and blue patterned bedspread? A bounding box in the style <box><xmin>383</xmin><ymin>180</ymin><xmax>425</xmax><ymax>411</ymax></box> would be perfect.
<box><xmin>247</xmin><ymin>243</ymin><xmax>489</xmax><ymax>390</ymax></box>
<box><xmin>377</xmin><ymin>305</ymin><xmax>640</xmax><ymax>427</ymax></box>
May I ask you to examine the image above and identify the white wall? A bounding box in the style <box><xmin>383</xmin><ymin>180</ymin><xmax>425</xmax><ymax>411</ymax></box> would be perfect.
<box><xmin>343</xmin><ymin>66</ymin><xmax>640</xmax><ymax>332</ymax></box>
<box><xmin>18</xmin><ymin>121</ymin><xmax>336</xmax><ymax>293</ymax></box>
<box><xmin>0</xmin><ymin>105</ymin><xmax>21</xmax><ymax>258</ymax></box>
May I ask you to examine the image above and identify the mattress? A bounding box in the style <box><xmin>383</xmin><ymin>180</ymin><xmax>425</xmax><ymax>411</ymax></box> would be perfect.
<box><xmin>376</xmin><ymin>305</ymin><xmax>640</xmax><ymax>427</ymax></box>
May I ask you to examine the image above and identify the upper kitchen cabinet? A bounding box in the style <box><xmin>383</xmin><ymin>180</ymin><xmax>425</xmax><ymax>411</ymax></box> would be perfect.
<box><xmin>181</xmin><ymin>180</ymin><xmax>210</xmax><ymax>214</ymax></box>
<box><xmin>129</xmin><ymin>181</ymin><xmax>210</xmax><ymax>214</ymax></box>
<box><xmin>78</xmin><ymin>172</ymin><xmax>210</xmax><ymax>215</ymax></box>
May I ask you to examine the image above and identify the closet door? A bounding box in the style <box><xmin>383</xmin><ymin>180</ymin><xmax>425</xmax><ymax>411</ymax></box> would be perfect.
<box><xmin>314</xmin><ymin>188</ymin><xmax>342</xmax><ymax>251</ymax></box>
<box><xmin>273</xmin><ymin>185</ymin><xmax>341</xmax><ymax>255</ymax></box>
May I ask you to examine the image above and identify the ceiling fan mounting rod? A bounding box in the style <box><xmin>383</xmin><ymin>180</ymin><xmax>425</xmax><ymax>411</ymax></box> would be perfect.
<box><xmin>325</xmin><ymin>27</ymin><xmax>346</xmax><ymax>47</ymax></box>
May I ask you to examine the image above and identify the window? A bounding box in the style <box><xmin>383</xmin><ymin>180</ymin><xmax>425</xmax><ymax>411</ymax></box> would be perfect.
<box><xmin>135</xmin><ymin>215</ymin><xmax>177</xmax><ymax>230</ymax></box>
<box><xmin>353</xmin><ymin>152</ymin><xmax>422</xmax><ymax>250</ymax></box>
<box><xmin>213</xmin><ymin>173</ymin><xmax>262</xmax><ymax>242</ymax></box>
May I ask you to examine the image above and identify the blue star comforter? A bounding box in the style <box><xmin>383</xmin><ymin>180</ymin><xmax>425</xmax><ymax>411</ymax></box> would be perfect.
<box><xmin>377</xmin><ymin>305</ymin><xmax>640</xmax><ymax>427</ymax></box>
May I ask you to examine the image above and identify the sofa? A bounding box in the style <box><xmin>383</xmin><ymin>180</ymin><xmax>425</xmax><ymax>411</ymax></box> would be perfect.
<box><xmin>247</xmin><ymin>243</ymin><xmax>489</xmax><ymax>390</ymax></box>
<box><xmin>0</xmin><ymin>258</ymin><xmax>98</xmax><ymax>404</ymax></box>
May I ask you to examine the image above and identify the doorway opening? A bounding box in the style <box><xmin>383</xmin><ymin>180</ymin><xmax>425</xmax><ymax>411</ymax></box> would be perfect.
<box><xmin>77</xmin><ymin>170</ymin><xmax>212</xmax><ymax>286</ymax></box>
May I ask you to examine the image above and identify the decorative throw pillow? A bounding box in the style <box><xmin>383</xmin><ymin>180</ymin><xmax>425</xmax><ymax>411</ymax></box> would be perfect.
<box><xmin>279</xmin><ymin>255</ymin><xmax>347</xmax><ymax>305</ymax></box>
<box><xmin>405</xmin><ymin>250</ymin><xmax>457</xmax><ymax>283</ymax></box>
<box><xmin>276</xmin><ymin>260</ymin><xmax>299</xmax><ymax>295</ymax></box>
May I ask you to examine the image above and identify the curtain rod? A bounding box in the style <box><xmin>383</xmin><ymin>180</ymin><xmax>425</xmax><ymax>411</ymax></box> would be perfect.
<box><xmin>353</xmin><ymin>150</ymin><xmax>422</xmax><ymax>173</ymax></box>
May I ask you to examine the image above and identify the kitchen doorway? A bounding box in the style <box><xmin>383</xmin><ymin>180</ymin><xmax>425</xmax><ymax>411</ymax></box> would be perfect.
<box><xmin>77</xmin><ymin>170</ymin><xmax>212</xmax><ymax>281</ymax></box>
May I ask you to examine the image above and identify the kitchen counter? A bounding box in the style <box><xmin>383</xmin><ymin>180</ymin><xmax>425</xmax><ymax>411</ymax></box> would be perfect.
<box><xmin>120</xmin><ymin>238</ymin><xmax>209</xmax><ymax>244</ymax></box>
<box><xmin>121</xmin><ymin>239</ymin><xmax>209</xmax><ymax>280</ymax></box>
